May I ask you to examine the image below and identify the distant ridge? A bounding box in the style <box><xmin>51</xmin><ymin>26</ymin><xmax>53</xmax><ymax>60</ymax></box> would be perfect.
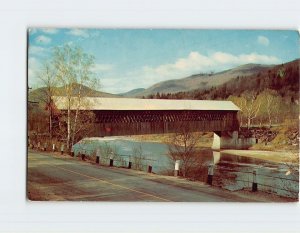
<box><xmin>125</xmin><ymin>63</ymin><xmax>275</xmax><ymax>97</ymax></box>
<box><xmin>29</xmin><ymin>83</ymin><xmax>120</xmax><ymax>102</ymax></box>
<box><xmin>119</xmin><ymin>88</ymin><xmax>146</xmax><ymax>97</ymax></box>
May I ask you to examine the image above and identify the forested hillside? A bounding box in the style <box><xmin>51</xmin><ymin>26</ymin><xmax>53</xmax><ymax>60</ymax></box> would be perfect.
<box><xmin>145</xmin><ymin>59</ymin><xmax>299</xmax><ymax>128</ymax></box>
<box><xmin>133</xmin><ymin>63</ymin><xmax>272</xmax><ymax>97</ymax></box>
<box><xmin>29</xmin><ymin>82</ymin><xmax>119</xmax><ymax>103</ymax></box>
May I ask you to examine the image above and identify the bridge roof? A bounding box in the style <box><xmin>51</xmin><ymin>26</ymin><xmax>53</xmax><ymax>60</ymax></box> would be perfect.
<box><xmin>53</xmin><ymin>97</ymin><xmax>240</xmax><ymax>111</ymax></box>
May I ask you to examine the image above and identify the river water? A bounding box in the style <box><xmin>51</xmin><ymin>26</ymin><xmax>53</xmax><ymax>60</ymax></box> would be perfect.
<box><xmin>72</xmin><ymin>137</ymin><xmax>299</xmax><ymax>198</ymax></box>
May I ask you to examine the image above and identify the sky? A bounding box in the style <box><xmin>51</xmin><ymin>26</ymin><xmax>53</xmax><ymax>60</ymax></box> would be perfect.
<box><xmin>28</xmin><ymin>29</ymin><xmax>299</xmax><ymax>94</ymax></box>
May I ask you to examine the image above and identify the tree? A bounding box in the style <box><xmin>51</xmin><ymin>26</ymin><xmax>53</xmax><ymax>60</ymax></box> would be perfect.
<box><xmin>53</xmin><ymin>44</ymin><xmax>99</xmax><ymax>150</ymax></box>
<box><xmin>239</xmin><ymin>91</ymin><xmax>261</xmax><ymax>128</ymax></box>
<box><xmin>131</xmin><ymin>144</ymin><xmax>145</xmax><ymax>171</ymax></box>
<box><xmin>167</xmin><ymin>121</ymin><xmax>202</xmax><ymax>177</ymax></box>
<box><xmin>257</xmin><ymin>89</ymin><xmax>280</xmax><ymax>128</ymax></box>
<box><xmin>227</xmin><ymin>95</ymin><xmax>245</xmax><ymax>127</ymax></box>
<box><xmin>35</xmin><ymin>61</ymin><xmax>58</xmax><ymax>139</ymax></box>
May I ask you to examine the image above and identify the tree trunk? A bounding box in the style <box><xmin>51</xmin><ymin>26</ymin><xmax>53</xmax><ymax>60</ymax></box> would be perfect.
<box><xmin>49</xmin><ymin>111</ymin><xmax>52</xmax><ymax>140</ymax></box>
<box><xmin>268</xmin><ymin>113</ymin><xmax>271</xmax><ymax>128</ymax></box>
<box><xmin>71</xmin><ymin>84</ymin><xmax>83</xmax><ymax>147</ymax></box>
<box><xmin>247</xmin><ymin>117</ymin><xmax>251</xmax><ymax>129</ymax></box>
<box><xmin>67</xmin><ymin>102</ymin><xmax>71</xmax><ymax>151</ymax></box>
<box><xmin>71</xmin><ymin>107</ymin><xmax>79</xmax><ymax>146</ymax></box>
<box><xmin>48</xmin><ymin>94</ymin><xmax>53</xmax><ymax>140</ymax></box>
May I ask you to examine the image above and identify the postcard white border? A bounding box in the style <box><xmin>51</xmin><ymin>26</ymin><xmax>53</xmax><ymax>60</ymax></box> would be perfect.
<box><xmin>0</xmin><ymin>0</ymin><xmax>299</xmax><ymax>232</ymax></box>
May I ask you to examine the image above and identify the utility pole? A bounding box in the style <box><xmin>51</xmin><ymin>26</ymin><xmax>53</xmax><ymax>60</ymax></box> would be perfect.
<box><xmin>28</xmin><ymin>86</ymin><xmax>38</xmax><ymax>104</ymax></box>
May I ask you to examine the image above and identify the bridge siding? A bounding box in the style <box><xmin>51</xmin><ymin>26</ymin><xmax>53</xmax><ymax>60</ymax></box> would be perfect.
<box><xmin>92</xmin><ymin>110</ymin><xmax>239</xmax><ymax>136</ymax></box>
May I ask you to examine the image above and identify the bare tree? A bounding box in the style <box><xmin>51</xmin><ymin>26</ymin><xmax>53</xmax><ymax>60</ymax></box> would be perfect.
<box><xmin>35</xmin><ymin>61</ymin><xmax>58</xmax><ymax>139</ymax></box>
<box><xmin>240</xmin><ymin>91</ymin><xmax>261</xmax><ymax>129</ymax></box>
<box><xmin>71</xmin><ymin>51</ymin><xmax>100</xmax><ymax>146</ymax></box>
<box><xmin>53</xmin><ymin>45</ymin><xmax>75</xmax><ymax>149</ymax></box>
<box><xmin>53</xmin><ymin>44</ymin><xmax>99</xmax><ymax>150</ymax></box>
<box><xmin>258</xmin><ymin>89</ymin><xmax>279</xmax><ymax>128</ymax></box>
<box><xmin>227</xmin><ymin>95</ymin><xmax>245</xmax><ymax>127</ymax></box>
<box><xmin>167</xmin><ymin>121</ymin><xmax>202</xmax><ymax>177</ymax></box>
<box><xmin>131</xmin><ymin>144</ymin><xmax>146</xmax><ymax>171</ymax></box>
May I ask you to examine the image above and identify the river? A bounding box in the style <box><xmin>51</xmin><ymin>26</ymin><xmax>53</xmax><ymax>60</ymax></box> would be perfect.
<box><xmin>72</xmin><ymin>137</ymin><xmax>299</xmax><ymax>199</ymax></box>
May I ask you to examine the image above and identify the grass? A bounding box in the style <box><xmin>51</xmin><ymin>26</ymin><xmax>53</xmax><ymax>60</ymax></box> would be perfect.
<box><xmin>131</xmin><ymin>132</ymin><xmax>213</xmax><ymax>148</ymax></box>
<box><xmin>250</xmin><ymin>120</ymin><xmax>299</xmax><ymax>152</ymax></box>
<box><xmin>221</xmin><ymin>149</ymin><xmax>298</xmax><ymax>164</ymax></box>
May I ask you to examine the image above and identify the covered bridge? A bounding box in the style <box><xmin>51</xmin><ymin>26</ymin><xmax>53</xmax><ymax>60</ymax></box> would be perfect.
<box><xmin>53</xmin><ymin>97</ymin><xmax>256</xmax><ymax>149</ymax></box>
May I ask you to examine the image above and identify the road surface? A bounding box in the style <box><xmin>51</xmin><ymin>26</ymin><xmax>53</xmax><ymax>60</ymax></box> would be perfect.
<box><xmin>27</xmin><ymin>150</ymin><xmax>272</xmax><ymax>202</ymax></box>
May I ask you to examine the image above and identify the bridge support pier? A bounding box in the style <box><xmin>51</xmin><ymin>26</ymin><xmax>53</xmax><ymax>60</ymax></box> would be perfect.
<box><xmin>212</xmin><ymin>131</ymin><xmax>257</xmax><ymax>150</ymax></box>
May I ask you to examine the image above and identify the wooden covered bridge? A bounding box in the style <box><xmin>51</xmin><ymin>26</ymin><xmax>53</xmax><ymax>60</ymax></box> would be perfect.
<box><xmin>53</xmin><ymin>97</ymin><xmax>256</xmax><ymax>149</ymax></box>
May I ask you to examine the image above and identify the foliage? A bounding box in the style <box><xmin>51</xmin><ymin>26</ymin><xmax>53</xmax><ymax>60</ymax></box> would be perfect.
<box><xmin>147</xmin><ymin>59</ymin><xmax>299</xmax><ymax>128</ymax></box>
<box><xmin>53</xmin><ymin>44</ymin><xmax>100</xmax><ymax>149</ymax></box>
<box><xmin>28</xmin><ymin>44</ymin><xmax>101</xmax><ymax>150</ymax></box>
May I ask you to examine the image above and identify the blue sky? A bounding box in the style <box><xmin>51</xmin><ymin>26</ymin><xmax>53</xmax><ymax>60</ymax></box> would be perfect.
<box><xmin>28</xmin><ymin>29</ymin><xmax>299</xmax><ymax>94</ymax></box>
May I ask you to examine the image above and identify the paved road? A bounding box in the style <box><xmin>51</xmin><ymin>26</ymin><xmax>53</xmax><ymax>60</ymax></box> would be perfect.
<box><xmin>28</xmin><ymin>151</ymin><xmax>263</xmax><ymax>202</ymax></box>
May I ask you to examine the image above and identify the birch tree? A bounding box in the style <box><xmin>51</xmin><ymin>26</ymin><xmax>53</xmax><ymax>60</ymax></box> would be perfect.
<box><xmin>53</xmin><ymin>44</ymin><xmax>99</xmax><ymax>150</ymax></box>
<box><xmin>258</xmin><ymin>89</ymin><xmax>279</xmax><ymax>128</ymax></box>
<box><xmin>240</xmin><ymin>91</ymin><xmax>261</xmax><ymax>129</ymax></box>
<box><xmin>70</xmin><ymin>48</ymin><xmax>99</xmax><ymax>146</ymax></box>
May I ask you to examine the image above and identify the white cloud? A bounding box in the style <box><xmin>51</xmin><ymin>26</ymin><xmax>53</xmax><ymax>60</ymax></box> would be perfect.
<box><xmin>67</xmin><ymin>29</ymin><xmax>89</xmax><ymax>38</ymax></box>
<box><xmin>99</xmin><ymin>77</ymin><xmax>123</xmax><ymax>93</ymax></box>
<box><xmin>28</xmin><ymin>57</ymin><xmax>42</xmax><ymax>87</ymax></box>
<box><xmin>35</xmin><ymin>35</ymin><xmax>51</xmax><ymax>44</ymax></box>
<box><xmin>101</xmin><ymin>51</ymin><xmax>281</xmax><ymax>94</ymax></box>
<box><xmin>212</xmin><ymin>51</ymin><xmax>279</xmax><ymax>64</ymax></box>
<box><xmin>142</xmin><ymin>51</ymin><xmax>280</xmax><ymax>80</ymax></box>
<box><xmin>91</xmin><ymin>63</ymin><xmax>114</xmax><ymax>72</ymax></box>
<box><xmin>29</xmin><ymin>45</ymin><xmax>45</xmax><ymax>55</ymax></box>
<box><xmin>41</xmin><ymin>28</ymin><xmax>59</xmax><ymax>34</ymax></box>
<box><xmin>257</xmin><ymin>36</ymin><xmax>270</xmax><ymax>46</ymax></box>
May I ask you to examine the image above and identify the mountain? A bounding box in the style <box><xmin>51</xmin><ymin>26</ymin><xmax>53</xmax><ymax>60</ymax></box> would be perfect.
<box><xmin>160</xmin><ymin>59</ymin><xmax>299</xmax><ymax>100</ymax></box>
<box><xmin>29</xmin><ymin>83</ymin><xmax>120</xmax><ymax>103</ymax></box>
<box><xmin>212</xmin><ymin>59</ymin><xmax>299</xmax><ymax>98</ymax></box>
<box><xmin>119</xmin><ymin>88</ymin><xmax>146</xmax><ymax>97</ymax></box>
<box><xmin>129</xmin><ymin>63</ymin><xmax>274</xmax><ymax>97</ymax></box>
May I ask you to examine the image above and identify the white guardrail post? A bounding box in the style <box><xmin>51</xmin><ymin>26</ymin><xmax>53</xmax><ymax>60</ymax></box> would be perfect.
<box><xmin>252</xmin><ymin>170</ymin><xmax>258</xmax><ymax>192</ymax></box>
<box><xmin>174</xmin><ymin>160</ymin><xmax>180</xmax><ymax>177</ymax></box>
<box><xmin>207</xmin><ymin>163</ymin><xmax>214</xmax><ymax>185</ymax></box>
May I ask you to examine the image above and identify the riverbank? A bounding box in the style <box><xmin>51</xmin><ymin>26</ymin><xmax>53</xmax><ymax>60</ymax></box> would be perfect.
<box><xmin>131</xmin><ymin>132</ymin><xmax>213</xmax><ymax>148</ymax></box>
<box><xmin>220</xmin><ymin>149</ymin><xmax>298</xmax><ymax>164</ymax></box>
<box><xmin>131</xmin><ymin>133</ymin><xmax>298</xmax><ymax>164</ymax></box>
<box><xmin>71</xmin><ymin>137</ymin><xmax>298</xmax><ymax>199</ymax></box>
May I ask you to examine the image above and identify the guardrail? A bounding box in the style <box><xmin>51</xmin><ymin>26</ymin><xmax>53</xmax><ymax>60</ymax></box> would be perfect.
<box><xmin>72</xmin><ymin>146</ymin><xmax>160</xmax><ymax>173</ymax></box>
<box><xmin>30</xmin><ymin>142</ymin><xmax>299</xmax><ymax>199</ymax></box>
<box><xmin>212</xmin><ymin>166</ymin><xmax>299</xmax><ymax>198</ymax></box>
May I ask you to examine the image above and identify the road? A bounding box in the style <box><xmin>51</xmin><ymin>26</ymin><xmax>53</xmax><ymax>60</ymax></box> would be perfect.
<box><xmin>28</xmin><ymin>150</ymin><xmax>269</xmax><ymax>202</ymax></box>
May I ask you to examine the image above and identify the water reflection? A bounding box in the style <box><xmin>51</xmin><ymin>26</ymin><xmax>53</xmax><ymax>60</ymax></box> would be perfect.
<box><xmin>73</xmin><ymin>137</ymin><xmax>298</xmax><ymax>198</ymax></box>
